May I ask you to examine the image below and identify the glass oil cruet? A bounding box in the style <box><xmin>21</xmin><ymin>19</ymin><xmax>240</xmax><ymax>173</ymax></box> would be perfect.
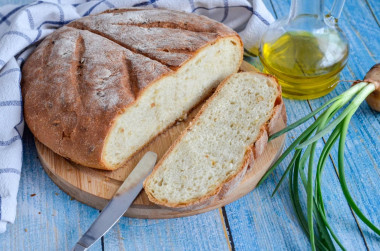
<box><xmin>259</xmin><ymin>0</ymin><xmax>349</xmax><ymax>100</ymax></box>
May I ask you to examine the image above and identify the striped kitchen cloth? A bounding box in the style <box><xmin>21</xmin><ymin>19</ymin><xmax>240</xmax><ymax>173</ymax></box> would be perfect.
<box><xmin>0</xmin><ymin>0</ymin><xmax>274</xmax><ymax>233</ymax></box>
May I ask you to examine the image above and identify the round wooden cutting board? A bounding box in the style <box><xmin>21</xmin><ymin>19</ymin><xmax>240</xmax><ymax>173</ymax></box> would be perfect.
<box><xmin>35</xmin><ymin>62</ymin><xmax>287</xmax><ymax>219</ymax></box>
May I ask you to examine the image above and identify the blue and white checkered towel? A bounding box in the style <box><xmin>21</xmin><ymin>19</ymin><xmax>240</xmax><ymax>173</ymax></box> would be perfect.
<box><xmin>0</xmin><ymin>0</ymin><xmax>273</xmax><ymax>233</ymax></box>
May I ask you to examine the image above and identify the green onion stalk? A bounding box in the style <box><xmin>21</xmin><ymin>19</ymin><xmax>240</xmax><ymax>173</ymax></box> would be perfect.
<box><xmin>258</xmin><ymin>64</ymin><xmax>380</xmax><ymax>251</ymax></box>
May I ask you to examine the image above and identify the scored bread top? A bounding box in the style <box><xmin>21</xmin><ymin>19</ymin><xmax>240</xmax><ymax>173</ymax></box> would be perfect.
<box><xmin>22</xmin><ymin>8</ymin><xmax>240</xmax><ymax>169</ymax></box>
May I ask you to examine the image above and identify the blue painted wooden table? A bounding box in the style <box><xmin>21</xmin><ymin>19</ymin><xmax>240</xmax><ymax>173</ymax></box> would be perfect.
<box><xmin>0</xmin><ymin>0</ymin><xmax>379</xmax><ymax>250</ymax></box>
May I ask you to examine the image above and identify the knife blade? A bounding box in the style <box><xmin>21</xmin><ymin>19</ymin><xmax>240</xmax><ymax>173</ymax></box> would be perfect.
<box><xmin>71</xmin><ymin>151</ymin><xmax>157</xmax><ymax>251</ymax></box>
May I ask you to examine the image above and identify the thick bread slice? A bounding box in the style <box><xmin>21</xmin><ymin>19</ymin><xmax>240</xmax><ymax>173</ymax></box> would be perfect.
<box><xmin>22</xmin><ymin>8</ymin><xmax>243</xmax><ymax>170</ymax></box>
<box><xmin>144</xmin><ymin>72</ymin><xmax>285</xmax><ymax>209</ymax></box>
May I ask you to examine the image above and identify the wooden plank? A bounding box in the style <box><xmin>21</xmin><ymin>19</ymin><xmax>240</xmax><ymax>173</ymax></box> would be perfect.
<box><xmin>104</xmin><ymin>210</ymin><xmax>230</xmax><ymax>251</ymax></box>
<box><xmin>266</xmin><ymin>0</ymin><xmax>290</xmax><ymax>19</ymax></box>
<box><xmin>0</xmin><ymin>129</ymin><xmax>102</xmax><ymax>251</ymax></box>
<box><xmin>365</xmin><ymin>0</ymin><xmax>380</xmax><ymax>26</ymax></box>
<box><xmin>262</xmin><ymin>0</ymin><xmax>277</xmax><ymax>18</ymax></box>
<box><xmin>337</xmin><ymin>0</ymin><xmax>379</xmax><ymax>62</ymax></box>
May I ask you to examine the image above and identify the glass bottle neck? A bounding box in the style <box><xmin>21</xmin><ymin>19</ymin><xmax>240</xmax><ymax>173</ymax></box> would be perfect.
<box><xmin>289</xmin><ymin>0</ymin><xmax>324</xmax><ymax>20</ymax></box>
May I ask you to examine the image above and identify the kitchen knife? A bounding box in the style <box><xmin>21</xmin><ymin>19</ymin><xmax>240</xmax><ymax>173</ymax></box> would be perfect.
<box><xmin>71</xmin><ymin>151</ymin><xmax>157</xmax><ymax>251</ymax></box>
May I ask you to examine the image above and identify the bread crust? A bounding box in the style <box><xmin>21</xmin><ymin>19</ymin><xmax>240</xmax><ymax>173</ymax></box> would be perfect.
<box><xmin>22</xmin><ymin>8</ymin><xmax>243</xmax><ymax>170</ymax></box>
<box><xmin>144</xmin><ymin>72</ymin><xmax>285</xmax><ymax>209</ymax></box>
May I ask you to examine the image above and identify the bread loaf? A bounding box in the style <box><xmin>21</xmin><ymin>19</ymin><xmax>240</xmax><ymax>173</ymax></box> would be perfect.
<box><xmin>144</xmin><ymin>72</ymin><xmax>285</xmax><ymax>209</ymax></box>
<box><xmin>22</xmin><ymin>8</ymin><xmax>243</xmax><ymax>170</ymax></box>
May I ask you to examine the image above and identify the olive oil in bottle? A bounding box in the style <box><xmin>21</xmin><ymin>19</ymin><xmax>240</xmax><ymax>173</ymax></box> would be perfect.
<box><xmin>259</xmin><ymin>31</ymin><xmax>348</xmax><ymax>100</ymax></box>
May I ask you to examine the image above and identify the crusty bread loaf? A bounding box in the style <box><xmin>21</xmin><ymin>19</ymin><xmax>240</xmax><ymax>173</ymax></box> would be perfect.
<box><xmin>144</xmin><ymin>72</ymin><xmax>285</xmax><ymax>209</ymax></box>
<box><xmin>22</xmin><ymin>8</ymin><xmax>243</xmax><ymax>170</ymax></box>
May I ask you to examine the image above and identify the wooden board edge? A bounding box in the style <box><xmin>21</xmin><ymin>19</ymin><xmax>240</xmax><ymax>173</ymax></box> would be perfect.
<box><xmin>36</xmin><ymin>124</ymin><xmax>286</xmax><ymax>219</ymax></box>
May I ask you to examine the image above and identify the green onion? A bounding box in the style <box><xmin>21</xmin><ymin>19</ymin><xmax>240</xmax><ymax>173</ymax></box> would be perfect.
<box><xmin>338</xmin><ymin>108</ymin><xmax>380</xmax><ymax>235</ymax></box>
<box><xmin>259</xmin><ymin>80</ymin><xmax>380</xmax><ymax>250</ymax></box>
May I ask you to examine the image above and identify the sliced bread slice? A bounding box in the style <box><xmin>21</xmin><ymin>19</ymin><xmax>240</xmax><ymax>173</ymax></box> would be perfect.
<box><xmin>143</xmin><ymin>72</ymin><xmax>285</xmax><ymax>209</ymax></box>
